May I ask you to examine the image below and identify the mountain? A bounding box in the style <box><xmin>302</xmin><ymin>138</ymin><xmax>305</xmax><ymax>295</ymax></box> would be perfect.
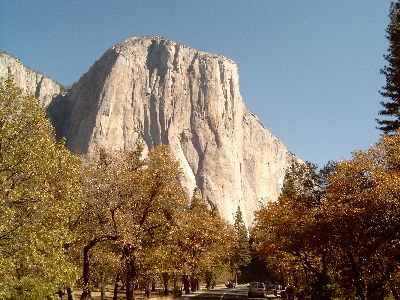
<box><xmin>1</xmin><ymin>37</ymin><xmax>296</xmax><ymax>226</ymax></box>
<box><xmin>0</xmin><ymin>50</ymin><xmax>64</xmax><ymax>108</ymax></box>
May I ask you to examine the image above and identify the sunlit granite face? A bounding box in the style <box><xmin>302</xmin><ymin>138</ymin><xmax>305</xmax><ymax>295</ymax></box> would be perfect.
<box><xmin>0</xmin><ymin>51</ymin><xmax>63</xmax><ymax>108</ymax></box>
<box><xmin>1</xmin><ymin>37</ymin><xmax>297</xmax><ymax>226</ymax></box>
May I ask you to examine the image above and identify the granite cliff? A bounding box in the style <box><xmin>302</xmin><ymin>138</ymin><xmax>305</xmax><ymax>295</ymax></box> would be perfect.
<box><xmin>0</xmin><ymin>51</ymin><xmax>64</xmax><ymax>108</ymax></box>
<box><xmin>1</xmin><ymin>37</ymin><xmax>296</xmax><ymax>226</ymax></box>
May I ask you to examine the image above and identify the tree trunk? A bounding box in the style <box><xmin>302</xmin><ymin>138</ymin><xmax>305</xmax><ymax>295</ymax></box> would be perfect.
<box><xmin>310</xmin><ymin>273</ymin><xmax>331</xmax><ymax>300</ymax></box>
<box><xmin>182</xmin><ymin>274</ymin><xmax>190</xmax><ymax>294</ymax></box>
<box><xmin>190</xmin><ymin>276</ymin><xmax>199</xmax><ymax>292</ymax></box>
<box><xmin>126</xmin><ymin>267</ymin><xmax>135</xmax><ymax>300</ymax></box>
<box><xmin>162</xmin><ymin>272</ymin><xmax>169</xmax><ymax>295</ymax></box>
<box><xmin>205</xmin><ymin>270</ymin><xmax>213</xmax><ymax>290</ymax></box>
<box><xmin>144</xmin><ymin>281</ymin><xmax>151</xmax><ymax>298</ymax></box>
<box><xmin>100</xmin><ymin>285</ymin><xmax>107</xmax><ymax>300</ymax></box>
<box><xmin>80</xmin><ymin>244</ymin><xmax>92</xmax><ymax>300</ymax></box>
<box><xmin>389</xmin><ymin>281</ymin><xmax>400</xmax><ymax>300</ymax></box>
<box><xmin>125</xmin><ymin>255</ymin><xmax>136</xmax><ymax>300</ymax></box>
<box><xmin>113</xmin><ymin>273</ymin><xmax>120</xmax><ymax>300</ymax></box>
<box><xmin>348</xmin><ymin>254</ymin><xmax>365</xmax><ymax>300</ymax></box>
<box><xmin>67</xmin><ymin>287</ymin><xmax>75</xmax><ymax>300</ymax></box>
<box><xmin>81</xmin><ymin>236</ymin><xmax>117</xmax><ymax>300</ymax></box>
<box><xmin>100</xmin><ymin>272</ymin><xmax>107</xmax><ymax>300</ymax></box>
<box><xmin>80</xmin><ymin>290</ymin><xmax>91</xmax><ymax>300</ymax></box>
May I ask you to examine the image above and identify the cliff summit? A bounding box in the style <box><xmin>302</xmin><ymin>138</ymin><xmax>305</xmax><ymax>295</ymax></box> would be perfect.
<box><xmin>1</xmin><ymin>36</ymin><xmax>297</xmax><ymax>226</ymax></box>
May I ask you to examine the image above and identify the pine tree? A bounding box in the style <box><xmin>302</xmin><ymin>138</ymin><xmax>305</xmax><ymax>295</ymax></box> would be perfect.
<box><xmin>377</xmin><ymin>1</ymin><xmax>400</xmax><ymax>134</ymax></box>
<box><xmin>231</xmin><ymin>206</ymin><xmax>252</xmax><ymax>284</ymax></box>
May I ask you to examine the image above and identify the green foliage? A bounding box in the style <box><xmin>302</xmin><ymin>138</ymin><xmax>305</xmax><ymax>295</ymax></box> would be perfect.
<box><xmin>0</xmin><ymin>77</ymin><xmax>82</xmax><ymax>299</ymax></box>
<box><xmin>377</xmin><ymin>1</ymin><xmax>400</xmax><ymax>134</ymax></box>
<box><xmin>280</xmin><ymin>161</ymin><xmax>321</xmax><ymax>205</ymax></box>
<box><xmin>230</xmin><ymin>206</ymin><xmax>251</xmax><ymax>280</ymax></box>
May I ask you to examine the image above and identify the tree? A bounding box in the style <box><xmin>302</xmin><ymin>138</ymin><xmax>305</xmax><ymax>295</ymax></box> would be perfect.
<box><xmin>324</xmin><ymin>133</ymin><xmax>400</xmax><ymax>299</ymax></box>
<box><xmin>255</xmin><ymin>134</ymin><xmax>400</xmax><ymax>300</ymax></box>
<box><xmin>122</xmin><ymin>146</ymin><xmax>189</xmax><ymax>300</ymax></box>
<box><xmin>377</xmin><ymin>1</ymin><xmax>400</xmax><ymax>134</ymax></box>
<box><xmin>0</xmin><ymin>77</ymin><xmax>83</xmax><ymax>299</ymax></box>
<box><xmin>75</xmin><ymin>145</ymin><xmax>188</xmax><ymax>300</ymax></box>
<box><xmin>74</xmin><ymin>148</ymin><xmax>128</xmax><ymax>300</ymax></box>
<box><xmin>177</xmin><ymin>189</ymin><xmax>235</xmax><ymax>293</ymax></box>
<box><xmin>230</xmin><ymin>206</ymin><xmax>251</xmax><ymax>284</ymax></box>
<box><xmin>253</xmin><ymin>161</ymin><xmax>334</xmax><ymax>300</ymax></box>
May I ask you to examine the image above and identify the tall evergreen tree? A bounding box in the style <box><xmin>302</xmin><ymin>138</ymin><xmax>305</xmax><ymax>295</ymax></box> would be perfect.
<box><xmin>230</xmin><ymin>206</ymin><xmax>251</xmax><ymax>284</ymax></box>
<box><xmin>377</xmin><ymin>1</ymin><xmax>400</xmax><ymax>134</ymax></box>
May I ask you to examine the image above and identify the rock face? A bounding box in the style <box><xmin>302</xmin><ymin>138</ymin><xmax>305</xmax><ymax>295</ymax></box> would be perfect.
<box><xmin>0</xmin><ymin>51</ymin><xmax>63</xmax><ymax>108</ymax></box>
<box><xmin>1</xmin><ymin>37</ymin><xmax>296</xmax><ymax>226</ymax></box>
<box><xmin>52</xmin><ymin>36</ymin><xmax>294</xmax><ymax>226</ymax></box>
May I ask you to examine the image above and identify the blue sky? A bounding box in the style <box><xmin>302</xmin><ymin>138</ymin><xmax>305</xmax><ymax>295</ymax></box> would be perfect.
<box><xmin>0</xmin><ymin>1</ymin><xmax>392</xmax><ymax>167</ymax></box>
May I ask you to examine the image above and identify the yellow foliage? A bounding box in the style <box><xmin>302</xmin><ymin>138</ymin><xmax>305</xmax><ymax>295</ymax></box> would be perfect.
<box><xmin>0</xmin><ymin>77</ymin><xmax>83</xmax><ymax>299</ymax></box>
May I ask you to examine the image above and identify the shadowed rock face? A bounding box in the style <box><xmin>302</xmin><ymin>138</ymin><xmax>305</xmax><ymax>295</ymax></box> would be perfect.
<box><xmin>1</xmin><ymin>37</ymin><xmax>296</xmax><ymax>226</ymax></box>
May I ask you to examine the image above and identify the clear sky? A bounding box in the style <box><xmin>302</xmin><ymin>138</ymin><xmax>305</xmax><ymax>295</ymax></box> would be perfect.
<box><xmin>0</xmin><ymin>1</ymin><xmax>393</xmax><ymax>167</ymax></box>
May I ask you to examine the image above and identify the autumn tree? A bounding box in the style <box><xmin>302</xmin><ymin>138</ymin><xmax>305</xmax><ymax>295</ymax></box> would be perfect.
<box><xmin>177</xmin><ymin>189</ymin><xmax>235</xmax><ymax>293</ymax></box>
<box><xmin>254</xmin><ymin>135</ymin><xmax>400</xmax><ymax>300</ymax></box>
<box><xmin>0</xmin><ymin>77</ymin><xmax>83</xmax><ymax>299</ymax></box>
<box><xmin>121</xmin><ymin>146</ymin><xmax>188</xmax><ymax>299</ymax></box>
<box><xmin>377</xmin><ymin>1</ymin><xmax>400</xmax><ymax>134</ymax></box>
<box><xmin>74</xmin><ymin>148</ymin><xmax>130</xmax><ymax>300</ymax></box>
<box><xmin>75</xmin><ymin>145</ymin><xmax>188</xmax><ymax>300</ymax></box>
<box><xmin>324</xmin><ymin>133</ymin><xmax>400</xmax><ymax>299</ymax></box>
<box><xmin>253</xmin><ymin>161</ymin><xmax>334</xmax><ymax>300</ymax></box>
<box><xmin>155</xmin><ymin>225</ymin><xmax>184</xmax><ymax>296</ymax></box>
<box><xmin>230</xmin><ymin>206</ymin><xmax>251</xmax><ymax>284</ymax></box>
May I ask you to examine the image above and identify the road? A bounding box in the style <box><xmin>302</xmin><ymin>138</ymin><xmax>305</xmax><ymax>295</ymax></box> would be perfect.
<box><xmin>179</xmin><ymin>285</ymin><xmax>279</xmax><ymax>300</ymax></box>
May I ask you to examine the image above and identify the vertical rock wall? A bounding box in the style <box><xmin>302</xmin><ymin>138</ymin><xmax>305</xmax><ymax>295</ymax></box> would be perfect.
<box><xmin>0</xmin><ymin>38</ymin><xmax>296</xmax><ymax>226</ymax></box>
<box><xmin>58</xmin><ymin>37</ymin><xmax>294</xmax><ymax>225</ymax></box>
<box><xmin>0</xmin><ymin>51</ymin><xmax>63</xmax><ymax>108</ymax></box>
